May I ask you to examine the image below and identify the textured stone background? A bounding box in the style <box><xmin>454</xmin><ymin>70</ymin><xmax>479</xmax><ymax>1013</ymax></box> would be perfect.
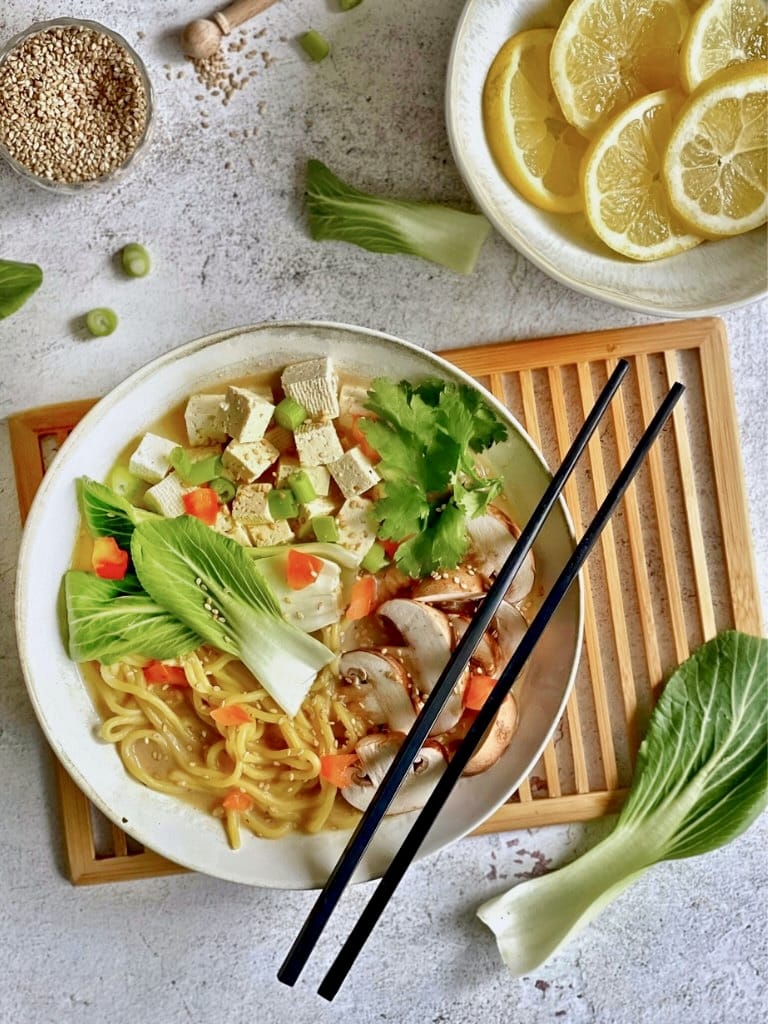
<box><xmin>0</xmin><ymin>3</ymin><xmax>765</xmax><ymax>1023</ymax></box>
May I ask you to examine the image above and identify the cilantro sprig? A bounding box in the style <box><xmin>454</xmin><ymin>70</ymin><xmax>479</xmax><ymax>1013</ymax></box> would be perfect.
<box><xmin>359</xmin><ymin>378</ymin><xmax>508</xmax><ymax>578</ymax></box>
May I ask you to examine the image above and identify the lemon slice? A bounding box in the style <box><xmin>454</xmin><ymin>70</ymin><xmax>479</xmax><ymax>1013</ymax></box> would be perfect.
<box><xmin>664</xmin><ymin>60</ymin><xmax>768</xmax><ymax>236</ymax></box>
<box><xmin>482</xmin><ymin>29</ymin><xmax>590</xmax><ymax>213</ymax></box>
<box><xmin>681</xmin><ymin>0</ymin><xmax>768</xmax><ymax>91</ymax></box>
<box><xmin>550</xmin><ymin>0</ymin><xmax>691</xmax><ymax>134</ymax></box>
<box><xmin>581</xmin><ymin>89</ymin><xmax>703</xmax><ymax>260</ymax></box>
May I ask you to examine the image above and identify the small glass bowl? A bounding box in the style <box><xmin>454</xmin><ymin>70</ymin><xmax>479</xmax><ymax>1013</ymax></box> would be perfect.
<box><xmin>0</xmin><ymin>18</ymin><xmax>154</xmax><ymax>195</ymax></box>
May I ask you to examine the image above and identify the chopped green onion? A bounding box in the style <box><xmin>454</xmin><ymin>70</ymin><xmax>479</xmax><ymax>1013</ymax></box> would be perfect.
<box><xmin>85</xmin><ymin>308</ymin><xmax>118</xmax><ymax>337</ymax></box>
<box><xmin>275</xmin><ymin>396</ymin><xmax>308</xmax><ymax>429</ymax></box>
<box><xmin>121</xmin><ymin>243</ymin><xmax>151</xmax><ymax>278</ymax></box>
<box><xmin>108</xmin><ymin>466</ymin><xmax>144</xmax><ymax>502</ymax></box>
<box><xmin>311</xmin><ymin>516</ymin><xmax>339</xmax><ymax>543</ymax></box>
<box><xmin>361</xmin><ymin>541</ymin><xmax>388</xmax><ymax>573</ymax></box>
<box><xmin>170</xmin><ymin>447</ymin><xmax>223</xmax><ymax>485</ymax></box>
<box><xmin>339</xmin><ymin>0</ymin><xmax>363</xmax><ymax>9</ymax></box>
<box><xmin>300</xmin><ymin>29</ymin><xmax>330</xmax><ymax>62</ymax></box>
<box><xmin>287</xmin><ymin>470</ymin><xmax>317</xmax><ymax>504</ymax></box>
<box><xmin>268</xmin><ymin>488</ymin><xmax>299</xmax><ymax>520</ymax></box>
<box><xmin>209</xmin><ymin>477</ymin><xmax>236</xmax><ymax>503</ymax></box>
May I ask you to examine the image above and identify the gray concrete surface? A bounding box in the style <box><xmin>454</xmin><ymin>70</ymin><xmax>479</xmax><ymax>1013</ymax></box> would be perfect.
<box><xmin>0</xmin><ymin>3</ymin><xmax>766</xmax><ymax>1023</ymax></box>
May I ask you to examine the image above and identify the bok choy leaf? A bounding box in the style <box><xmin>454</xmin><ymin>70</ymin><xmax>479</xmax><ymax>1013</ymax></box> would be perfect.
<box><xmin>305</xmin><ymin>159</ymin><xmax>492</xmax><ymax>275</ymax></box>
<box><xmin>478</xmin><ymin>630</ymin><xmax>768</xmax><ymax>975</ymax></box>
<box><xmin>64</xmin><ymin>571</ymin><xmax>201</xmax><ymax>663</ymax></box>
<box><xmin>77</xmin><ymin>477</ymin><xmax>158</xmax><ymax>550</ymax></box>
<box><xmin>130</xmin><ymin>516</ymin><xmax>335</xmax><ymax>717</ymax></box>
<box><xmin>0</xmin><ymin>258</ymin><xmax>42</xmax><ymax>318</ymax></box>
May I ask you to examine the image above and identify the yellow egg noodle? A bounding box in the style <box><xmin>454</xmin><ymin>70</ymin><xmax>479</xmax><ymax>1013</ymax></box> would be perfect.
<box><xmin>91</xmin><ymin>622</ymin><xmax>363</xmax><ymax>850</ymax></box>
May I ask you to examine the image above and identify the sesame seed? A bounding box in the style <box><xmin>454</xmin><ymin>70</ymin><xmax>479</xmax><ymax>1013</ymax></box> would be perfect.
<box><xmin>0</xmin><ymin>25</ymin><xmax>149</xmax><ymax>184</ymax></box>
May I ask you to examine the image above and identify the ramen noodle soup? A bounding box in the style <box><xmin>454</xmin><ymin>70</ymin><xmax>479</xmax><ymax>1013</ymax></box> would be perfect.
<box><xmin>63</xmin><ymin>358</ymin><xmax>534</xmax><ymax>849</ymax></box>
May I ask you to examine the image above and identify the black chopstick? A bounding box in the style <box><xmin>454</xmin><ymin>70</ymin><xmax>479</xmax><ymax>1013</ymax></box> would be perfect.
<box><xmin>317</xmin><ymin>379</ymin><xmax>684</xmax><ymax>1000</ymax></box>
<box><xmin>278</xmin><ymin>358</ymin><xmax>630</xmax><ymax>988</ymax></box>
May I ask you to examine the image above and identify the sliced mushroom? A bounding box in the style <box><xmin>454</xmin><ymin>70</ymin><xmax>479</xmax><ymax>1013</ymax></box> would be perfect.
<box><xmin>492</xmin><ymin>601</ymin><xmax>528</xmax><ymax>669</ymax></box>
<box><xmin>413</xmin><ymin>565</ymin><xmax>486</xmax><ymax>604</ymax></box>
<box><xmin>341</xmin><ymin>613</ymin><xmax>401</xmax><ymax>653</ymax></box>
<box><xmin>449</xmin><ymin>614</ymin><xmax>501</xmax><ymax>676</ymax></box>
<box><xmin>339</xmin><ymin>650</ymin><xmax>416</xmax><ymax>733</ymax></box>
<box><xmin>377</xmin><ymin>599</ymin><xmax>464</xmax><ymax>733</ymax></box>
<box><xmin>461</xmin><ymin>696</ymin><xmax>519</xmax><ymax>776</ymax></box>
<box><xmin>466</xmin><ymin>506</ymin><xmax>535</xmax><ymax>606</ymax></box>
<box><xmin>340</xmin><ymin>732</ymin><xmax>447</xmax><ymax>814</ymax></box>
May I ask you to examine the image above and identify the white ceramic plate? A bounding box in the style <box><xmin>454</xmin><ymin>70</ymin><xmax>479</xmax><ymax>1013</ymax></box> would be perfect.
<box><xmin>16</xmin><ymin>322</ymin><xmax>583</xmax><ymax>889</ymax></box>
<box><xmin>446</xmin><ymin>0</ymin><xmax>768</xmax><ymax>317</ymax></box>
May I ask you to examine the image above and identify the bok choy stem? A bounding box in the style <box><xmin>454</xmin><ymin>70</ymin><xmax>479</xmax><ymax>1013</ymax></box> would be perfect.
<box><xmin>478</xmin><ymin>631</ymin><xmax>768</xmax><ymax>975</ymax></box>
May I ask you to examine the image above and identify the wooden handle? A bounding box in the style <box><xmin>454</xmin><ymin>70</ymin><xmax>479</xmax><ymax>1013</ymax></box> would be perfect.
<box><xmin>212</xmin><ymin>0</ymin><xmax>278</xmax><ymax>36</ymax></box>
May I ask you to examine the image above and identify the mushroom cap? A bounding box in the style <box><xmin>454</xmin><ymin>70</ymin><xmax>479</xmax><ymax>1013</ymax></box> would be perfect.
<box><xmin>377</xmin><ymin>599</ymin><xmax>464</xmax><ymax>733</ymax></box>
<box><xmin>492</xmin><ymin>601</ymin><xmax>528</xmax><ymax>668</ymax></box>
<box><xmin>462</xmin><ymin>695</ymin><xmax>519</xmax><ymax>776</ymax></box>
<box><xmin>449</xmin><ymin>614</ymin><xmax>501</xmax><ymax>675</ymax></box>
<box><xmin>339</xmin><ymin>649</ymin><xmax>416</xmax><ymax>733</ymax></box>
<box><xmin>413</xmin><ymin>565</ymin><xmax>486</xmax><ymax>604</ymax></box>
<box><xmin>340</xmin><ymin>733</ymin><xmax>446</xmax><ymax>814</ymax></box>
<box><xmin>466</xmin><ymin>506</ymin><xmax>535</xmax><ymax>606</ymax></box>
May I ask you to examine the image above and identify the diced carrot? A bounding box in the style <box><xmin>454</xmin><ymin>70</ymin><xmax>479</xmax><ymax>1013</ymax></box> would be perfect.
<box><xmin>463</xmin><ymin>673</ymin><xmax>497</xmax><ymax>711</ymax></box>
<box><xmin>286</xmin><ymin>548</ymin><xmax>325</xmax><ymax>590</ymax></box>
<box><xmin>143</xmin><ymin>661</ymin><xmax>189</xmax><ymax>687</ymax></box>
<box><xmin>92</xmin><ymin>535</ymin><xmax>129</xmax><ymax>580</ymax></box>
<box><xmin>319</xmin><ymin>753</ymin><xmax>360</xmax><ymax>788</ymax></box>
<box><xmin>210</xmin><ymin>704</ymin><xmax>252</xmax><ymax>727</ymax></box>
<box><xmin>351</xmin><ymin>415</ymin><xmax>380</xmax><ymax>463</ymax></box>
<box><xmin>345</xmin><ymin>574</ymin><xmax>376</xmax><ymax>620</ymax></box>
<box><xmin>222</xmin><ymin>790</ymin><xmax>254</xmax><ymax>812</ymax></box>
<box><xmin>182</xmin><ymin>486</ymin><xmax>219</xmax><ymax>525</ymax></box>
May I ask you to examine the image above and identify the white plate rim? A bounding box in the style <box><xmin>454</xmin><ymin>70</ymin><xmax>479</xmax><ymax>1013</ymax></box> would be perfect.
<box><xmin>15</xmin><ymin>319</ymin><xmax>584</xmax><ymax>888</ymax></box>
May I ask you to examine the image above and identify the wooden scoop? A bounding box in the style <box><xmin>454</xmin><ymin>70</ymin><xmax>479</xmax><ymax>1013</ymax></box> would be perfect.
<box><xmin>180</xmin><ymin>0</ymin><xmax>278</xmax><ymax>59</ymax></box>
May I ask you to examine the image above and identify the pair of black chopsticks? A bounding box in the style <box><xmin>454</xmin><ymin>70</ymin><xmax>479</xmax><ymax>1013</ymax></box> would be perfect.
<box><xmin>278</xmin><ymin>358</ymin><xmax>684</xmax><ymax>999</ymax></box>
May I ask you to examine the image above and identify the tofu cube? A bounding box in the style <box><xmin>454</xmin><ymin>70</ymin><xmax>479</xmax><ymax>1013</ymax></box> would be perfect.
<box><xmin>221</xmin><ymin>438</ymin><xmax>280</xmax><ymax>483</ymax></box>
<box><xmin>144</xmin><ymin>472</ymin><xmax>193</xmax><ymax>518</ymax></box>
<box><xmin>184</xmin><ymin>394</ymin><xmax>228</xmax><ymax>446</ymax></box>
<box><xmin>213</xmin><ymin>509</ymin><xmax>252</xmax><ymax>547</ymax></box>
<box><xmin>264</xmin><ymin>425</ymin><xmax>294</xmax><ymax>454</ymax></box>
<box><xmin>296</xmin><ymin>496</ymin><xmax>339</xmax><ymax>539</ymax></box>
<box><xmin>294</xmin><ymin>419</ymin><xmax>344</xmax><ymax>467</ymax></box>
<box><xmin>338</xmin><ymin>383</ymin><xmax>371</xmax><ymax>418</ymax></box>
<box><xmin>281</xmin><ymin>357</ymin><xmax>340</xmax><ymax>418</ymax></box>
<box><xmin>247</xmin><ymin>519</ymin><xmax>295</xmax><ymax>547</ymax></box>
<box><xmin>221</xmin><ymin>385</ymin><xmax>275</xmax><ymax>443</ymax></box>
<box><xmin>275</xmin><ymin>456</ymin><xmax>331</xmax><ymax>496</ymax></box>
<box><xmin>129</xmin><ymin>433</ymin><xmax>179</xmax><ymax>484</ymax></box>
<box><xmin>328</xmin><ymin>447</ymin><xmax>380</xmax><ymax>499</ymax></box>
<box><xmin>232</xmin><ymin>483</ymin><xmax>274</xmax><ymax>526</ymax></box>
<box><xmin>336</xmin><ymin>497</ymin><xmax>378</xmax><ymax>561</ymax></box>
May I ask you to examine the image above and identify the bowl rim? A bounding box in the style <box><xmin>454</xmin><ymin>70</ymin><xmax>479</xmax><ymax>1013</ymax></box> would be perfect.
<box><xmin>445</xmin><ymin>0</ymin><xmax>768</xmax><ymax>318</ymax></box>
<box><xmin>0</xmin><ymin>17</ymin><xmax>154</xmax><ymax>194</ymax></box>
<box><xmin>15</xmin><ymin>319</ymin><xmax>585</xmax><ymax>888</ymax></box>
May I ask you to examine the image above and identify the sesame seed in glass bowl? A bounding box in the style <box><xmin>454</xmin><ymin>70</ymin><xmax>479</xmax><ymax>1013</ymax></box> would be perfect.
<box><xmin>0</xmin><ymin>18</ymin><xmax>153</xmax><ymax>194</ymax></box>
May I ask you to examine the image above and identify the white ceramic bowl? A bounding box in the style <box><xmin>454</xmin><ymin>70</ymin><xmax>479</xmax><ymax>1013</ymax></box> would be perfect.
<box><xmin>446</xmin><ymin>0</ymin><xmax>768</xmax><ymax>317</ymax></box>
<box><xmin>16</xmin><ymin>321</ymin><xmax>583</xmax><ymax>889</ymax></box>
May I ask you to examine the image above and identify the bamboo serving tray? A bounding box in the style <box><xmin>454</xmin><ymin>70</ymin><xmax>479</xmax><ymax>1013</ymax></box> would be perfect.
<box><xmin>9</xmin><ymin>317</ymin><xmax>762</xmax><ymax>885</ymax></box>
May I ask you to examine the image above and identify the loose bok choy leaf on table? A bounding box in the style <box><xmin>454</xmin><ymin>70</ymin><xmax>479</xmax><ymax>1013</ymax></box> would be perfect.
<box><xmin>305</xmin><ymin>159</ymin><xmax>492</xmax><ymax>275</ymax></box>
<box><xmin>478</xmin><ymin>630</ymin><xmax>768</xmax><ymax>976</ymax></box>
<box><xmin>0</xmin><ymin>258</ymin><xmax>43</xmax><ymax>318</ymax></box>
